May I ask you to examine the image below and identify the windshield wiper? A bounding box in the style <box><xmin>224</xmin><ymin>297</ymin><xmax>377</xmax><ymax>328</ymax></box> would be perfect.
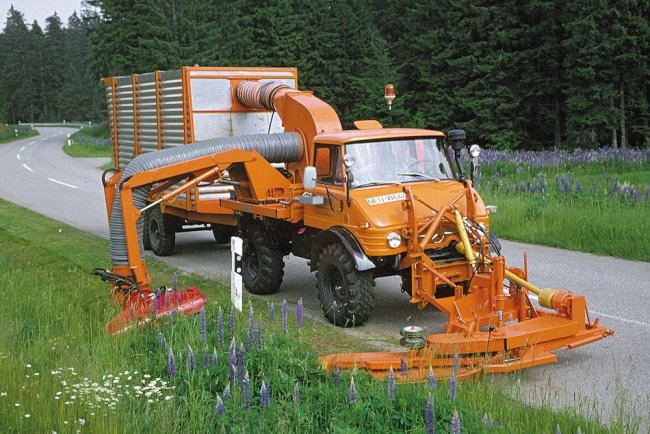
<box><xmin>397</xmin><ymin>172</ymin><xmax>440</xmax><ymax>181</ymax></box>
<box><xmin>354</xmin><ymin>181</ymin><xmax>399</xmax><ymax>188</ymax></box>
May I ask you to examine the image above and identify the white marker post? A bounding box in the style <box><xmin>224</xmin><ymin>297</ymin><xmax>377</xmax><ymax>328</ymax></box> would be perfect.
<box><xmin>231</xmin><ymin>236</ymin><xmax>243</xmax><ymax>312</ymax></box>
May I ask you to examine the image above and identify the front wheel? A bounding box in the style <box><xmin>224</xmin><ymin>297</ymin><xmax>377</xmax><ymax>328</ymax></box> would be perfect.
<box><xmin>242</xmin><ymin>226</ymin><xmax>285</xmax><ymax>295</ymax></box>
<box><xmin>316</xmin><ymin>242</ymin><xmax>375</xmax><ymax>327</ymax></box>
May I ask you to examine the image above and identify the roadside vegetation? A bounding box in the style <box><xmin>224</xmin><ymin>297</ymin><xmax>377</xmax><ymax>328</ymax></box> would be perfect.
<box><xmin>0</xmin><ymin>124</ymin><xmax>37</xmax><ymax>143</ymax></box>
<box><xmin>477</xmin><ymin>148</ymin><xmax>650</xmax><ymax>262</ymax></box>
<box><xmin>0</xmin><ymin>199</ymin><xmax>640</xmax><ymax>433</ymax></box>
<box><xmin>62</xmin><ymin>123</ymin><xmax>112</xmax><ymax>158</ymax></box>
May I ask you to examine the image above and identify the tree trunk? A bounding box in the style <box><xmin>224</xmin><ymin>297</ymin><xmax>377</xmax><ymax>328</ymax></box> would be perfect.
<box><xmin>611</xmin><ymin>128</ymin><xmax>618</xmax><ymax>149</ymax></box>
<box><xmin>553</xmin><ymin>91</ymin><xmax>561</xmax><ymax>147</ymax></box>
<box><xmin>619</xmin><ymin>78</ymin><xmax>627</xmax><ymax>149</ymax></box>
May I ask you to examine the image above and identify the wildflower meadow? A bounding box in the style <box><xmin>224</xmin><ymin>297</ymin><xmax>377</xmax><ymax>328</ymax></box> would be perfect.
<box><xmin>475</xmin><ymin>147</ymin><xmax>650</xmax><ymax>261</ymax></box>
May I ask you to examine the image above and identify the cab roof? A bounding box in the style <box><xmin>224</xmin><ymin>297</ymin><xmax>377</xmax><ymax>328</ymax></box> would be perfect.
<box><xmin>313</xmin><ymin>128</ymin><xmax>445</xmax><ymax>145</ymax></box>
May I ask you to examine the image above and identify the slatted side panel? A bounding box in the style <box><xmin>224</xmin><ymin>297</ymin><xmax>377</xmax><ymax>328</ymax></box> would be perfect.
<box><xmin>159</xmin><ymin>70</ymin><xmax>185</xmax><ymax>149</ymax></box>
<box><xmin>104</xmin><ymin>82</ymin><xmax>118</xmax><ymax>166</ymax></box>
<box><xmin>136</xmin><ymin>72</ymin><xmax>159</xmax><ymax>154</ymax></box>
<box><xmin>115</xmin><ymin>76</ymin><xmax>135</xmax><ymax>168</ymax></box>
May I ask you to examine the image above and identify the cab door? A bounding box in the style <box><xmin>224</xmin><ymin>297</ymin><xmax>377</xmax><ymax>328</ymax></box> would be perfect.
<box><xmin>303</xmin><ymin>143</ymin><xmax>345</xmax><ymax>229</ymax></box>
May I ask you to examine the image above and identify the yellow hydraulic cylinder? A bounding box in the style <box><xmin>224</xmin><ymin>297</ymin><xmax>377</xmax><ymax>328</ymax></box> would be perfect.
<box><xmin>454</xmin><ymin>210</ymin><xmax>477</xmax><ymax>265</ymax></box>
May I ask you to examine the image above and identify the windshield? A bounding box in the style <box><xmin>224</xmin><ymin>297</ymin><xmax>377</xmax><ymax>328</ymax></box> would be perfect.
<box><xmin>345</xmin><ymin>138</ymin><xmax>454</xmax><ymax>188</ymax></box>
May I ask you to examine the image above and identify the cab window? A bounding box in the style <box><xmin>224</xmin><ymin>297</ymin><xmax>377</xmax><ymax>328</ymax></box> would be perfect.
<box><xmin>314</xmin><ymin>144</ymin><xmax>341</xmax><ymax>185</ymax></box>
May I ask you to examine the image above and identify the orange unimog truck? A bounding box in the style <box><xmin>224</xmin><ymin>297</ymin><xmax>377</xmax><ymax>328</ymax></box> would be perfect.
<box><xmin>99</xmin><ymin>69</ymin><xmax>610</xmax><ymax>377</ymax></box>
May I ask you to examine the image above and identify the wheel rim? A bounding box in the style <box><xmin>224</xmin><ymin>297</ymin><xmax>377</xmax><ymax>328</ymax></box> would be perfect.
<box><xmin>150</xmin><ymin>218</ymin><xmax>161</xmax><ymax>247</ymax></box>
<box><xmin>322</xmin><ymin>264</ymin><xmax>346</xmax><ymax>310</ymax></box>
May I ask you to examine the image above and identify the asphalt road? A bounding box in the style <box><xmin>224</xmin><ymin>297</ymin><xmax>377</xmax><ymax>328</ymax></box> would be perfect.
<box><xmin>1</xmin><ymin>128</ymin><xmax>648</xmax><ymax>429</ymax></box>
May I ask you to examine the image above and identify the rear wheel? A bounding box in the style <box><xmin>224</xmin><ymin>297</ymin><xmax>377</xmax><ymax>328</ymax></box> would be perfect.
<box><xmin>148</xmin><ymin>206</ymin><xmax>175</xmax><ymax>256</ymax></box>
<box><xmin>316</xmin><ymin>242</ymin><xmax>375</xmax><ymax>327</ymax></box>
<box><xmin>242</xmin><ymin>225</ymin><xmax>285</xmax><ymax>295</ymax></box>
<box><xmin>141</xmin><ymin>208</ymin><xmax>152</xmax><ymax>250</ymax></box>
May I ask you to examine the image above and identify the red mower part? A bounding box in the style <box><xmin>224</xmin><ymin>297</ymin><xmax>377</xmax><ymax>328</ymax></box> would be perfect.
<box><xmin>107</xmin><ymin>286</ymin><xmax>206</xmax><ymax>335</ymax></box>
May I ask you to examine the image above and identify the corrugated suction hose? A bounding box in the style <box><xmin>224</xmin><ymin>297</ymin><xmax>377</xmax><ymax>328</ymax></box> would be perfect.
<box><xmin>110</xmin><ymin>132</ymin><xmax>303</xmax><ymax>266</ymax></box>
<box><xmin>236</xmin><ymin>81</ymin><xmax>289</xmax><ymax>111</ymax></box>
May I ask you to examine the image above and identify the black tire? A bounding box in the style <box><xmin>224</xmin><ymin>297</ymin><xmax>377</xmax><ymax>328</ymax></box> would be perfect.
<box><xmin>242</xmin><ymin>225</ymin><xmax>285</xmax><ymax>295</ymax></box>
<box><xmin>316</xmin><ymin>243</ymin><xmax>376</xmax><ymax>327</ymax></box>
<box><xmin>141</xmin><ymin>208</ymin><xmax>152</xmax><ymax>250</ymax></box>
<box><xmin>148</xmin><ymin>206</ymin><xmax>175</xmax><ymax>256</ymax></box>
<box><xmin>212</xmin><ymin>224</ymin><xmax>233</xmax><ymax>244</ymax></box>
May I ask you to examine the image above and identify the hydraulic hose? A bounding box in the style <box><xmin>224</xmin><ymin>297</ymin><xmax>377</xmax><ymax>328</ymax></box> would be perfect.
<box><xmin>109</xmin><ymin>133</ymin><xmax>303</xmax><ymax>267</ymax></box>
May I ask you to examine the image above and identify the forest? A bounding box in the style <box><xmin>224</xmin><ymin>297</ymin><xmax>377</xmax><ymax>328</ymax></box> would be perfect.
<box><xmin>0</xmin><ymin>0</ymin><xmax>648</xmax><ymax>149</ymax></box>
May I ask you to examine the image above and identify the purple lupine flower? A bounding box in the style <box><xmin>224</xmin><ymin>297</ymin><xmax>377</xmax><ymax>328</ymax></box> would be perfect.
<box><xmin>350</xmin><ymin>364</ymin><xmax>358</xmax><ymax>377</ymax></box>
<box><xmin>242</xmin><ymin>371</ymin><xmax>250</xmax><ymax>411</ymax></box>
<box><xmin>296</xmin><ymin>298</ymin><xmax>304</xmax><ymax>328</ymax></box>
<box><xmin>171</xmin><ymin>274</ymin><xmax>177</xmax><ymax>292</ymax></box>
<box><xmin>449</xmin><ymin>372</ymin><xmax>457</xmax><ymax>400</ymax></box>
<box><xmin>203</xmin><ymin>348</ymin><xmax>210</xmax><ymax>368</ymax></box>
<box><xmin>170</xmin><ymin>308</ymin><xmax>176</xmax><ymax>325</ymax></box>
<box><xmin>167</xmin><ymin>350</ymin><xmax>177</xmax><ymax>377</ymax></box>
<box><xmin>228</xmin><ymin>338</ymin><xmax>236</xmax><ymax>382</ymax></box>
<box><xmin>187</xmin><ymin>346</ymin><xmax>196</xmax><ymax>372</ymax></box>
<box><xmin>215</xmin><ymin>393</ymin><xmax>224</xmax><ymax>417</ymax></box>
<box><xmin>256</xmin><ymin>317</ymin><xmax>264</xmax><ymax>351</ymax></box>
<box><xmin>159</xmin><ymin>332</ymin><xmax>167</xmax><ymax>354</ymax></box>
<box><xmin>400</xmin><ymin>359</ymin><xmax>407</xmax><ymax>379</ymax></box>
<box><xmin>452</xmin><ymin>354</ymin><xmax>459</xmax><ymax>377</ymax></box>
<box><xmin>425</xmin><ymin>393</ymin><xmax>434</xmax><ymax>434</ymax></box>
<box><xmin>247</xmin><ymin>308</ymin><xmax>255</xmax><ymax>351</ymax></box>
<box><xmin>482</xmin><ymin>413</ymin><xmax>493</xmax><ymax>428</ymax></box>
<box><xmin>199</xmin><ymin>307</ymin><xmax>207</xmax><ymax>343</ymax></box>
<box><xmin>260</xmin><ymin>379</ymin><xmax>271</xmax><ymax>408</ymax></box>
<box><xmin>236</xmin><ymin>343</ymin><xmax>246</xmax><ymax>386</ymax></box>
<box><xmin>450</xmin><ymin>410</ymin><xmax>461</xmax><ymax>434</ymax></box>
<box><xmin>348</xmin><ymin>377</ymin><xmax>357</xmax><ymax>405</ymax></box>
<box><xmin>292</xmin><ymin>382</ymin><xmax>301</xmax><ymax>406</ymax></box>
<box><xmin>212</xmin><ymin>349</ymin><xmax>219</xmax><ymax>366</ymax></box>
<box><xmin>228</xmin><ymin>306</ymin><xmax>235</xmax><ymax>340</ymax></box>
<box><xmin>428</xmin><ymin>365</ymin><xmax>436</xmax><ymax>390</ymax></box>
<box><xmin>333</xmin><ymin>364</ymin><xmax>341</xmax><ymax>388</ymax></box>
<box><xmin>281</xmin><ymin>300</ymin><xmax>288</xmax><ymax>333</ymax></box>
<box><xmin>387</xmin><ymin>367</ymin><xmax>396</xmax><ymax>401</ymax></box>
<box><xmin>269</xmin><ymin>302</ymin><xmax>276</xmax><ymax>323</ymax></box>
<box><xmin>555</xmin><ymin>425</ymin><xmax>561</xmax><ymax>434</ymax></box>
<box><xmin>223</xmin><ymin>383</ymin><xmax>231</xmax><ymax>401</ymax></box>
<box><xmin>217</xmin><ymin>306</ymin><xmax>224</xmax><ymax>348</ymax></box>
<box><xmin>152</xmin><ymin>292</ymin><xmax>160</xmax><ymax>313</ymax></box>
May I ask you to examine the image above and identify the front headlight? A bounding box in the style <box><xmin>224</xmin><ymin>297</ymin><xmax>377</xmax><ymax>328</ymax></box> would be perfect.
<box><xmin>386</xmin><ymin>232</ymin><xmax>402</xmax><ymax>249</ymax></box>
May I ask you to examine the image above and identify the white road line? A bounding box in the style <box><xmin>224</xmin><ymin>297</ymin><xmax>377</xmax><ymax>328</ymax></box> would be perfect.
<box><xmin>47</xmin><ymin>178</ymin><xmax>79</xmax><ymax>189</ymax></box>
<box><xmin>20</xmin><ymin>146</ymin><xmax>25</xmax><ymax>152</ymax></box>
<box><xmin>591</xmin><ymin>311</ymin><xmax>650</xmax><ymax>328</ymax></box>
<box><xmin>16</xmin><ymin>154</ymin><xmax>20</xmax><ymax>160</ymax></box>
<box><xmin>22</xmin><ymin>164</ymin><xmax>33</xmax><ymax>172</ymax></box>
<box><xmin>29</xmin><ymin>141</ymin><xmax>36</xmax><ymax>145</ymax></box>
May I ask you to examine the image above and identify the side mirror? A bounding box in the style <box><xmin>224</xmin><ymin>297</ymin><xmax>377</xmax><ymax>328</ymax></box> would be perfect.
<box><xmin>447</xmin><ymin>129</ymin><xmax>466</xmax><ymax>151</ymax></box>
<box><xmin>304</xmin><ymin>166</ymin><xmax>317</xmax><ymax>190</ymax></box>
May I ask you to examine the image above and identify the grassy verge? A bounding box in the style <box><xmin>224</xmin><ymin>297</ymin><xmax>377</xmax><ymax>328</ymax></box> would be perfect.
<box><xmin>0</xmin><ymin>125</ymin><xmax>38</xmax><ymax>143</ymax></box>
<box><xmin>0</xmin><ymin>199</ymin><xmax>638</xmax><ymax>433</ymax></box>
<box><xmin>63</xmin><ymin>124</ymin><xmax>113</xmax><ymax>159</ymax></box>
<box><xmin>478</xmin><ymin>150</ymin><xmax>650</xmax><ymax>262</ymax></box>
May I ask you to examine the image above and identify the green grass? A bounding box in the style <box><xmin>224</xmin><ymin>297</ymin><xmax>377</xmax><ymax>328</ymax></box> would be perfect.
<box><xmin>63</xmin><ymin>124</ymin><xmax>113</xmax><ymax>159</ymax></box>
<box><xmin>0</xmin><ymin>199</ymin><xmax>640</xmax><ymax>433</ymax></box>
<box><xmin>479</xmin><ymin>160</ymin><xmax>650</xmax><ymax>262</ymax></box>
<box><xmin>0</xmin><ymin>124</ymin><xmax>38</xmax><ymax>143</ymax></box>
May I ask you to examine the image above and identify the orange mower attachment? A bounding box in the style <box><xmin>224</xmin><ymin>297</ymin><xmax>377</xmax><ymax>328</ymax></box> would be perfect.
<box><xmin>319</xmin><ymin>193</ymin><xmax>613</xmax><ymax>381</ymax></box>
<box><xmin>92</xmin><ymin>269</ymin><xmax>206</xmax><ymax>335</ymax></box>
